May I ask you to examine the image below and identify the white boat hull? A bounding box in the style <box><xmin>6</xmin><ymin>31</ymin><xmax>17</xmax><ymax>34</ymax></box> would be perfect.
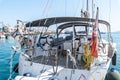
<box><xmin>15</xmin><ymin>50</ymin><xmax>112</xmax><ymax>80</ymax></box>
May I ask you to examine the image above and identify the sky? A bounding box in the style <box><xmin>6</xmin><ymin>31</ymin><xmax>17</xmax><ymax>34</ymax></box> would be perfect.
<box><xmin>0</xmin><ymin>0</ymin><xmax>120</xmax><ymax>32</ymax></box>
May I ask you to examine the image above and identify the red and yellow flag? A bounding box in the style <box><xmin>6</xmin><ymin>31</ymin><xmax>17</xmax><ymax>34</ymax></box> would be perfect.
<box><xmin>90</xmin><ymin>8</ymin><xmax>99</xmax><ymax>58</ymax></box>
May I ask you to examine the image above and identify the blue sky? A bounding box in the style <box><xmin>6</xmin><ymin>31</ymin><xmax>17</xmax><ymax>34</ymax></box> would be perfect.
<box><xmin>0</xmin><ymin>0</ymin><xmax>120</xmax><ymax>32</ymax></box>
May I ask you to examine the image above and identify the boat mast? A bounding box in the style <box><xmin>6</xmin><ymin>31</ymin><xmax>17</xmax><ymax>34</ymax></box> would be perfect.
<box><xmin>87</xmin><ymin>0</ymin><xmax>89</xmax><ymax>12</ymax></box>
<box><xmin>87</xmin><ymin>0</ymin><xmax>94</xmax><ymax>18</ymax></box>
<box><xmin>82</xmin><ymin>0</ymin><xmax>95</xmax><ymax>18</ymax></box>
<box><xmin>81</xmin><ymin>0</ymin><xmax>90</xmax><ymax>18</ymax></box>
<box><xmin>92</xmin><ymin>0</ymin><xmax>94</xmax><ymax>18</ymax></box>
<box><xmin>86</xmin><ymin>0</ymin><xmax>90</xmax><ymax>18</ymax></box>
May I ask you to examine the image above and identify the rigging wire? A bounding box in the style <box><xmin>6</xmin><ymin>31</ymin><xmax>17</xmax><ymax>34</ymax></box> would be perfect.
<box><xmin>65</xmin><ymin>0</ymin><xmax>67</xmax><ymax>16</ymax></box>
<box><xmin>46</xmin><ymin>0</ymin><xmax>53</xmax><ymax>17</ymax></box>
<box><xmin>109</xmin><ymin>0</ymin><xmax>113</xmax><ymax>41</ymax></box>
<box><xmin>37</xmin><ymin>0</ymin><xmax>52</xmax><ymax>49</ymax></box>
<box><xmin>8</xmin><ymin>50</ymin><xmax>14</xmax><ymax>80</ymax></box>
<box><xmin>41</xmin><ymin>0</ymin><xmax>50</xmax><ymax>17</ymax></box>
<box><xmin>109</xmin><ymin>0</ymin><xmax>111</xmax><ymax>22</ymax></box>
<box><xmin>74</xmin><ymin>0</ymin><xmax>81</xmax><ymax>16</ymax></box>
<box><xmin>82</xmin><ymin>0</ymin><xmax>85</xmax><ymax>11</ymax></box>
<box><xmin>8</xmin><ymin>50</ymin><xmax>19</xmax><ymax>80</ymax></box>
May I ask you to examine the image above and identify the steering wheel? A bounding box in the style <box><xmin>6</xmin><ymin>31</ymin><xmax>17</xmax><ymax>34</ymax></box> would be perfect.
<box><xmin>37</xmin><ymin>34</ymin><xmax>53</xmax><ymax>51</ymax></box>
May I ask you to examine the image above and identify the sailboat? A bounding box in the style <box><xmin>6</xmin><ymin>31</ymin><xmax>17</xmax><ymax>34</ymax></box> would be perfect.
<box><xmin>10</xmin><ymin>1</ymin><xmax>117</xmax><ymax>80</ymax></box>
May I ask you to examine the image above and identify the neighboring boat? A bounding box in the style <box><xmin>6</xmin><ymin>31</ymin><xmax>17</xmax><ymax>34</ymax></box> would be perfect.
<box><xmin>10</xmin><ymin>7</ymin><xmax>117</xmax><ymax>80</ymax></box>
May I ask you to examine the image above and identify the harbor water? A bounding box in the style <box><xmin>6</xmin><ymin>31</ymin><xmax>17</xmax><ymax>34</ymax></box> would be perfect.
<box><xmin>0</xmin><ymin>32</ymin><xmax>120</xmax><ymax>80</ymax></box>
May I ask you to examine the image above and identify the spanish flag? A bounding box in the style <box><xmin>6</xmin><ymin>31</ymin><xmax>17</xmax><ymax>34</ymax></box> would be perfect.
<box><xmin>90</xmin><ymin>8</ymin><xmax>99</xmax><ymax>58</ymax></box>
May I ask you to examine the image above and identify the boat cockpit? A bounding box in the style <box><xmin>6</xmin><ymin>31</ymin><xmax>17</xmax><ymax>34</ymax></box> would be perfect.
<box><xmin>22</xmin><ymin>17</ymin><xmax>112</xmax><ymax>69</ymax></box>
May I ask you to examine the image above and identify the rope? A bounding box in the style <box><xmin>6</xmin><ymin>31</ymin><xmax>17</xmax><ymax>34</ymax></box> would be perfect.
<box><xmin>83</xmin><ymin>44</ymin><xmax>93</xmax><ymax>67</ymax></box>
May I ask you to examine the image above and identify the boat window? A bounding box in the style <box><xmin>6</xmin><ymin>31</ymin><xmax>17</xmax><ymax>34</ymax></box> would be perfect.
<box><xmin>75</xmin><ymin>26</ymin><xmax>86</xmax><ymax>35</ymax></box>
<box><xmin>98</xmin><ymin>24</ymin><xmax>108</xmax><ymax>41</ymax></box>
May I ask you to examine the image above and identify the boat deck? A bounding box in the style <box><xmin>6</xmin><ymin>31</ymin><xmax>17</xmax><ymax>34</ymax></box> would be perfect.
<box><xmin>31</xmin><ymin>53</ymin><xmax>86</xmax><ymax>69</ymax></box>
